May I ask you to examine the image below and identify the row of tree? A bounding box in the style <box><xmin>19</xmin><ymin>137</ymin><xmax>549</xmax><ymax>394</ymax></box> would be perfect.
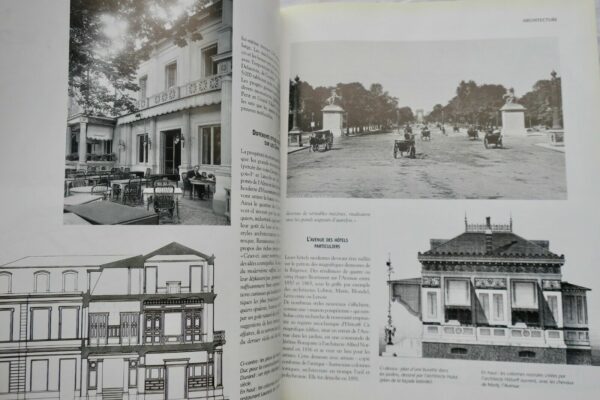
<box><xmin>426</xmin><ymin>75</ymin><xmax>562</xmax><ymax>127</ymax></box>
<box><xmin>289</xmin><ymin>79</ymin><xmax>414</xmax><ymax>133</ymax></box>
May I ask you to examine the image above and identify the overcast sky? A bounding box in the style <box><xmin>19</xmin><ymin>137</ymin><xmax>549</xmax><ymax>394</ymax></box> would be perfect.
<box><xmin>290</xmin><ymin>38</ymin><xmax>559</xmax><ymax>112</ymax></box>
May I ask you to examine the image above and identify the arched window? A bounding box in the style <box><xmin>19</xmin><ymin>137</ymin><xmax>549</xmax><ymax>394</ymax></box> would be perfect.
<box><xmin>450</xmin><ymin>347</ymin><xmax>468</xmax><ymax>355</ymax></box>
<box><xmin>62</xmin><ymin>271</ymin><xmax>78</xmax><ymax>292</ymax></box>
<box><xmin>0</xmin><ymin>272</ymin><xmax>11</xmax><ymax>294</ymax></box>
<box><xmin>34</xmin><ymin>271</ymin><xmax>50</xmax><ymax>293</ymax></box>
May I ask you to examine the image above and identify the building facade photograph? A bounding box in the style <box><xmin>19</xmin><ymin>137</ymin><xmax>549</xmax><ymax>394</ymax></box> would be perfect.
<box><xmin>65</xmin><ymin>0</ymin><xmax>232</xmax><ymax>221</ymax></box>
<box><xmin>0</xmin><ymin>242</ymin><xmax>226</xmax><ymax>399</ymax></box>
<box><xmin>382</xmin><ymin>217</ymin><xmax>594</xmax><ymax>365</ymax></box>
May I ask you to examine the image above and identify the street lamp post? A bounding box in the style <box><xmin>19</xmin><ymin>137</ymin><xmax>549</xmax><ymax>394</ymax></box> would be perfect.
<box><xmin>550</xmin><ymin>70</ymin><xmax>562</xmax><ymax>130</ymax></box>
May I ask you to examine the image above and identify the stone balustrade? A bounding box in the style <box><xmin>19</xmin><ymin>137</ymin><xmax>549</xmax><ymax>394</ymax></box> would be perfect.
<box><xmin>136</xmin><ymin>74</ymin><xmax>224</xmax><ymax>111</ymax></box>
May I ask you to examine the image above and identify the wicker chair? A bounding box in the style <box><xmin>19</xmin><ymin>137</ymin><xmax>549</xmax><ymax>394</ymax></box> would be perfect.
<box><xmin>152</xmin><ymin>186</ymin><xmax>177</xmax><ymax>223</ymax></box>
<box><xmin>91</xmin><ymin>184</ymin><xmax>110</xmax><ymax>200</ymax></box>
<box><xmin>122</xmin><ymin>178</ymin><xmax>142</xmax><ymax>206</ymax></box>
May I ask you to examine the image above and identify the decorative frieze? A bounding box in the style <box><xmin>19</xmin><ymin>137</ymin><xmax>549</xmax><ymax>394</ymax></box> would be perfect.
<box><xmin>422</xmin><ymin>264</ymin><xmax>561</xmax><ymax>274</ymax></box>
<box><xmin>474</xmin><ymin>278</ymin><xmax>507</xmax><ymax>289</ymax></box>
<box><xmin>542</xmin><ymin>280</ymin><xmax>561</xmax><ymax>291</ymax></box>
<box><xmin>422</xmin><ymin>276</ymin><xmax>441</xmax><ymax>288</ymax></box>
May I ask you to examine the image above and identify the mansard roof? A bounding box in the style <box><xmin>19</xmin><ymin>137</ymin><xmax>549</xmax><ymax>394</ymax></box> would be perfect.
<box><xmin>562</xmin><ymin>282</ymin><xmax>591</xmax><ymax>292</ymax></box>
<box><xmin>419</xmin><ymin>231</ymin><xmax>563</xmax><ymax>260</ymax></box>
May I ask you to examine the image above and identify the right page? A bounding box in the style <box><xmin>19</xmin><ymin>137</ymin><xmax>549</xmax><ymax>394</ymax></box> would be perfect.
<box><xmin>279</xmin><ymin>0</ymin><xmax>600</xmax><ymax>399</ymax></box>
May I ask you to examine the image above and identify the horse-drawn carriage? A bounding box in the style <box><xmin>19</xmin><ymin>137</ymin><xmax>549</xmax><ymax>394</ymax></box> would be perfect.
<box><xmin>484</xmin><ymin>129</ymin><xmax>503</xmax><ymax>149</ymax></box>
<box><xmin>453</xmin><ymin>125</ymin><xmax>460</xmax><ymax>133</ymax></box>
<box><xmin>309</xmin><ymin>130</ymin><xmax>334</xmax><ymax>152</ymax></box>
<box><xmin>421</xmin><ymin>126</ymin><xmax>431</xmax><ymax>141</ymax></box>
<box><xmin>394</xmin><ymin>131</ymin><xmax>416</xmax><ymax>158</ymax></box>
<box><xmin>467</xmin><ymin>126</ymin><xmax>479</xmax><ymax>140</ymax></box>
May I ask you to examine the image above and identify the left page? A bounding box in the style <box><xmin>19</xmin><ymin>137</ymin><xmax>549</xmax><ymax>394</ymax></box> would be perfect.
<box><xmin>0</xmin><ymin>1</ymin><xmax>283</xmax><ymax>400</ymax></box>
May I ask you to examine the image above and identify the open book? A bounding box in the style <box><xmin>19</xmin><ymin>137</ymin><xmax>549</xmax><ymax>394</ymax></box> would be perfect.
<box><xmin>1</xmin><ymin>0</ymin><xmax>600</xmax><ymax>399</ymax></box>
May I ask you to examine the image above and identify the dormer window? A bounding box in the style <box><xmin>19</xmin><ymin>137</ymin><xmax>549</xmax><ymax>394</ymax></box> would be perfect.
<box><xmin>62</xmin><ymin>271</ymin><xmax>78</xmax><ymax>292</ymax></box>
<box><xmin>512</xmin><ymin>281</ymin><xmax>537</xmax><ymax>309</ymax></box>
<box><xmin>34</xmin><ymin>271</ymin><xmax>50</xmax><ymax>293</ymax></box>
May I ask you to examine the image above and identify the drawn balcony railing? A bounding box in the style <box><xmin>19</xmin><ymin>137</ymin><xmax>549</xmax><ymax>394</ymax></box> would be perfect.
<box><xmin>424</xmin><ymin>325</ymin><xmax>564</xmax><ymax>347</ymax></box>
<box><xmin>136</xmin><ymin>74</ymin><xmax>224</xmax><ymax>110</ymax></box>
<box><xmin>213</xmin><ymin>330</ymin><xmax>226</xmax><ymax>346</ymax></box>
<box><xmin>145</xmin><ymin>378</ymin><xmax>164</xmax><ymax>392</ymax></box>
<box><xmin>189</xmin><ymin>375</ymin><xmax>215</xmax><ymax>391</ymax></box>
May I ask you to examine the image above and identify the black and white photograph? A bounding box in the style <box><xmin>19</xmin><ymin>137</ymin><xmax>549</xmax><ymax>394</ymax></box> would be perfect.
<box><xmin>287</xmin><ymin>39</ymin><xmax>566</xmax><ymax>199</ymax></box>
<box><xmin>378</xmin><ymin>213</ymin><xmax>599</xmax><ymax>366</ymax></box>
<box><xmin>64</xmin><ymin>0</ymin><xmax>233</xmax><ymax>225</ymax></box>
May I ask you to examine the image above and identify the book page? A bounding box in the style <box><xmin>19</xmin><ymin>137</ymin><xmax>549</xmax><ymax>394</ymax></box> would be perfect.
<box><xmin>0</xmin><ymin>1</ymin><xmax>282</xmax><ymax>400</ymax></box>
<box><xmin>280</xmin><ymin>0</ymin><xmax>600</xmax><ymax>399</ymax></box>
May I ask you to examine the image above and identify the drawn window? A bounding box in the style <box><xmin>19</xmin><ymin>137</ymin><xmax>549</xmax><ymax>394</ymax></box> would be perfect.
<box><xmin>513</xmin><ymin>282</ymin><xmax>537</xmax><ymax>309</ymax></box>
<box><xmin>62</xmin><ymin>271</ymin><xmax>78</xmax><ymax>292</ymax></box>
<box><xmin>88</xmin><ymin>361</ymin><xmax>97</xmax><ymax>389</ymax></box>
<box><xmin>167</xmin><ymin>281</ymin><xmax>181</xmax><ymax>294</ymax></box>
<box><xmin>0</xmin><ymin>273</ymin><xmax>11</xmax><ymax>294</ymax></box>
<box><xmin>34</xmin><ymin>271</ymin><xmax>50</xmax><ymax>293</ymax></box>
<box><xmin>165</xmin><ymin>62</ymin><xmax>177</xmax><ymax>89</ymax></box>
<box><xmin>446</xmin><ymin>279</ymin><xmax>470</xmax><ymax>306</ymax></box>
<box><xmin>59</xmin><ymin>307</ymin><xmax>79</xmax><ymax>339</ymax></box>
<box><xmin>0</xmin><ymin>362</ymin><xmax>9</xmax><ymax>393</ymax></box>
<box><xmin>30</xmin><ymin>360</ymin><xmax>49</xmax><ymax>391</ymax></box>
<box><xmin>0</xmin><ymin>309</ymin><xmax>12</xmax><ymax>341</ymax></box>
<box><xmin>31</xmin><ymin>308</ymin><xmax>51</xmax><ymax>340</ymax></box>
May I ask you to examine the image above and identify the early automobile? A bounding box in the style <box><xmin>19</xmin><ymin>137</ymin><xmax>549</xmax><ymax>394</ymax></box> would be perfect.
<box><xmin>484</xmin><ymin>128</ymin><xmax>503</xmax><ymax>148</ymax></box>
<box><xmin>309</xmin><ymin>130</ymin><xmax>333</xmax><ymax>151</ymax></box>
<box><xmin>467</xmin><ymin>126</ymin><xmax>479</xmax><ymax>140</ymax></box>
<box><xmin>421</xmin><ymin>126</ymin><xmax>431</xmax><ymax>141</ymax></box>
<box><xmin>453</xmin><ymin>125</ymin><xmax>460</xmax><ymax>133</ymax></box>
<box><xmin>394</xmin><ymin>133</ymin><xmax>416</xmax><ymax>158</ymax></box>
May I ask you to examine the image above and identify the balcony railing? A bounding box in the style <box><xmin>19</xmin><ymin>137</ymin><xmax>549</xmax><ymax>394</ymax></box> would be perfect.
<box><xmin>136</xmin><ymin>74</ymin><xmax>224</xmax><ymax>111</ymax></box>
<box><xmin>213</xmin><ymin>330</ymin><xmax>225</xmax><ymax>345</ymax></box>
<box><xmin>564</xmin><ymin>330</ymin><xmax>590</xmax><ymax>347</ymax></box>
<box><xmin>423</xmin><ymin>324</ymin><xmax>566</xmax><ymax>348</ymax></box>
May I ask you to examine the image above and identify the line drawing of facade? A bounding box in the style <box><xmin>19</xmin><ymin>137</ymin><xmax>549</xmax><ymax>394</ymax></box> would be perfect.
<box><xmin>0</xmin><ymin>242</ymin><xmax>226</xmax><ymax>399</ymax></box>
<box><xmin>384</xmin><ymin>216</ymin><xmax>593</xmax><ymax>365</ymax></box>
<box><xmin>66</xmin><ymin>0</ymin><xmax>233</xmax><ymax>217</ymax></box>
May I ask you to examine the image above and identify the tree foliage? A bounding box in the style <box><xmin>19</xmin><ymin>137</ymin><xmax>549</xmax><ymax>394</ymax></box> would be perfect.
<box><xmin>69</xmin><ymin>0</ymin><xmax>212</xmax><ymax>116</ymax></box>
<box><xmin>289</xmin><ymin>78</ymin><xmax>407</xmax><ymax>133</ymax></box>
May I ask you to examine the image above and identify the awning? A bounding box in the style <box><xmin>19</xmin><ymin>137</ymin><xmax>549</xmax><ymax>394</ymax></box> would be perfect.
<box><xmin>87</xmin><ymin>125</ymin><xmax>114</xmax><ymax>141</ymax></box>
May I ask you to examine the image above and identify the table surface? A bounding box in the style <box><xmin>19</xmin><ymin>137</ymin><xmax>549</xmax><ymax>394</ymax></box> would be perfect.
<box><xmin>64</xmin><ymin>201</ymin><xmax>158</xmax><ymax>225</ymax></box>
<box><xmin>70</xmin><ymin>185</ymin><xmax>112</xmax><ymax>194</ymax></box>
<box><xmin>143</xmin><ymin>187</ymin><xmax>183</xmax><ymax>194</ymax></box>
<box><xmin>63</xmin><ymin>194</ymin><xmax>103</xmax><ymax>206</ymax></box>
<box><xmin>190</xmin><ymin>178</ymin><xmax>215</xmax><ymax>185</ymax></box>
<box><xmin>63</xmin><ymin>212</ymin><xmax>92</xmax><ymax>225</ymax></box>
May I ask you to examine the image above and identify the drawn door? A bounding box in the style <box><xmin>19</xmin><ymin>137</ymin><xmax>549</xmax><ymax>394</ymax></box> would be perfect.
<box><xmin>59</xmin><ymin>359</ymin><xmax>76</xmax><ymax>400</ymax></box>
<box><xmin>166</xmin><ymin>365</ymin><xmax>186</xmax><ymax>400</ymax></box>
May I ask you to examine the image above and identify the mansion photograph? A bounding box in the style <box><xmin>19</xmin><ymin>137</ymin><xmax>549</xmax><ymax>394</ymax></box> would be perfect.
<box><xmin>64</xmin><ymin>0</ymin><xmax>233</xmax><ymax>225</ymax></box>
<box><xmin>0</xmin><ymin>242</ymin><xmax>226</xmax><ymax>399</ymax></box>
<box><xmin>381</xmin><ymin>216</ymin><xmax>597</xmax><ymax>366</ymax></box>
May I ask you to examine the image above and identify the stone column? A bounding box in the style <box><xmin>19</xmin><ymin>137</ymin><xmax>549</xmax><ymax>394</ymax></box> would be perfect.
<box><xmin>148</xmin><ymin>117</ymin><xmax>157</xmax><ymax>173</ymax></box>
<box><xmin>125</xmin><ymin>124</ymin><xmax>133</xmax><ymax>168</ymax></box>
<box><xmin>220</xmin><ymin>75</ymin><xmax>232</xmax><ymax>167</ymax></box>
<box><xmin>180</xmin><ymin>110</ymin><xmax>192</xmax><ymax>176</ymax></box>
<box><xmin>78</xmin><ymin>118</ymin><xmax>88</xmax><ymax>169</ymax></box>
<box><xmin>65</xmin><ymin>126</ymin><xmax>71</xmax><ymax>156</ymax></box>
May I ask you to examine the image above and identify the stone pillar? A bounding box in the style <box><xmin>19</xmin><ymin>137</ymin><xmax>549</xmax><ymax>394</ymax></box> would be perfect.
<box><xmin>180</xmin><ymin>110</ymin><xmax>192</xmax><ymax>176</ymax></box>
<box><xmin>148</xmin><ymin>117</ymin><xmax>157</xmax><ymax>173</ymax></box>
<box><xmin>66</xmin><ymin>126</ymin><xmax>71</xmax><ymax>156</ymax></box>
<box><xmin>78</xmin><ymin>118</ymin><xmax>88</xmax><ymax>169</ymax></box>
<box><xmin>125</xmin><ymin>124</ymin><xmax>133</xmax><ymax>167</ymax></box>
<box><xmin>500</xmin><ymin>103</ymin><xmax>527</xmax><ymax>136</ymax></box>
<box><xmin>322</xmin><ymin>104</ymin><xmax>345</xmax><ymax>138</ymax></box>
<box><xmin>221</xmin><ymin>75</ymin><xmax>232</xmax><ymax>167</ymax></box>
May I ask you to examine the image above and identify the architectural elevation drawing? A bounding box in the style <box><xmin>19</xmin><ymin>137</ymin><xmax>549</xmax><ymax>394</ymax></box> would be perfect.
<box><xmin>0</xmin><ymin>242</ymin><xmax>226</xmax><ymax>399</ymax></box>
<box><xmin>382</xmin><ymin>217</ymin><xmax>594</xmax><ymax>365</ymax></box>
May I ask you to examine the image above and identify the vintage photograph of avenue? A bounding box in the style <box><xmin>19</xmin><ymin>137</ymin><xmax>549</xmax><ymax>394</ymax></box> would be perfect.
<box><xmin>287</xmin><ymin>39</ymin><xmax>566</xmax><ymax>199</ymax></box>
<box><xmin>64</xmin><ymin>0</ymin><xmax>232</xmax><ymax>225</ymax></box>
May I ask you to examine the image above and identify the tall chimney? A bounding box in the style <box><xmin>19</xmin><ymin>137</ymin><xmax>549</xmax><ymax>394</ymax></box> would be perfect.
<box><xmin>485</xmin><ymin>217</ymin><xmax>493</xmax><ymax>253</ymax></box>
